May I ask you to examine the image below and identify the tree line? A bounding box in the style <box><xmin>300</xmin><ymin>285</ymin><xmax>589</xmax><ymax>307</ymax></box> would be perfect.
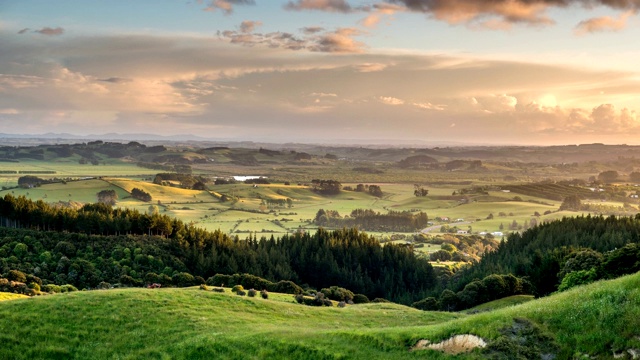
<box><xmin>314</xmin><ymin>208</ymin><xmax>429</xmax><ymax>232</ymax></box>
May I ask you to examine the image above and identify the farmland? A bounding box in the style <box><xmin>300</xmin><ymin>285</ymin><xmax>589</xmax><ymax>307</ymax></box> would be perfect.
<box><xmin>2</xmin><ymin>142</ymin><xmax>640</xmax><ymax>242</ymax></box>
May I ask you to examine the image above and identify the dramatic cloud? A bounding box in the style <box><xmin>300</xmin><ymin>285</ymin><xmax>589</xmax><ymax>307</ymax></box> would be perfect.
<box><xmin>2</xmin><ymin>29</ymin><xmax>640</xmax><ymax>143</ymax></box>
<box><xmin>34</xmin><ymin>27</ymin><xmax>64</xmax><ymax>36</ymax></box>
<box><xmin>202</xmin><ymin>0</ymin><xmax>255</xmax><ymax>15</ymax></box>
<box><xmin>386</xmin><ymin>0</ymin><xmax>640</xmax><ymax>27</ymax></box>
<box><xmin>285</xmin><ymin>0</ymin><xmax>354</xmax><ymax>13</ymax></box>
<box><xmin>575</xmin><ymin>10</ymin><xmax>634</xmax><ymax>34</ymax></box>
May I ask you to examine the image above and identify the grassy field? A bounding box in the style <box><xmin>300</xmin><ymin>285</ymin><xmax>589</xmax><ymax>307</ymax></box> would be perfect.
<box><xmin>1</xmin><ymin>272</ymin><xmax>639</xmax><ymax>359</ymax></box>
<box><xmin>0</xmin><ymin>159</ymin><xmax>158</xmax><ymax>188</ymax></box>
<box><xmin>463</xmin><ymin>295</ymin><xmax>535</xmax><ymax>314</ymax></box>
<box><xmin>1</xmin><ymin>175</ymin><xmax>621</xmax><ymax>239</ymax></box>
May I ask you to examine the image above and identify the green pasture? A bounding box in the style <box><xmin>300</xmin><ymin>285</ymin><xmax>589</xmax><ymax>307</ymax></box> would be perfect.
<box><xmin>463</xmin><ymin>295</ymin><xmax>535</xmax><ymax>314</ymax></box>
<box><xmin>1</xmin><ymin>272</ymin><xmax>639</xmax><ymax>359</ymax></box>
<box><xmin>0</xmin><ymin>179</ymin><xmax>129</xmax><ymax>204</ymax></box>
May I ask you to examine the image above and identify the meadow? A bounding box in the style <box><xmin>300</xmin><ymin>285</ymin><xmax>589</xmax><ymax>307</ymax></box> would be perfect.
<box><xmin>0</xmin><ymin>271</ymin><xmax>638</xmax><ymax>359</ymax></box>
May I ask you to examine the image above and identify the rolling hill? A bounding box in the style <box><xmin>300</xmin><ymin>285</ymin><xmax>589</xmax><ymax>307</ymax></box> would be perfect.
<box><xmin>1</xmin><ymin>271</ymin><xmax>639</xmax><ymax>359</ymax></box>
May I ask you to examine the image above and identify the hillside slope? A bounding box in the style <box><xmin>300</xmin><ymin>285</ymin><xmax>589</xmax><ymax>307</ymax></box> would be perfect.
<box><xmin>1</xmin><ymin>272</ymin><xmax>639</xmax><ymax>359</ymax></box>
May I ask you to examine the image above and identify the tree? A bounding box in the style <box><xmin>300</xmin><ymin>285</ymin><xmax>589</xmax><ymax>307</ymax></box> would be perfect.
<box><xmin>97</xmin><ymin>190</ymin><xmax>118</xmax><ymax>206</ymax></box>
<box><xmin>368</xmin><ymin>185</ymin><xmax>383</xmax><ymax>197</ymax></box>
<box><xmin>559</xmin><ymin>195</ymin><xmax>582</xmax><ymax>211</ymax></box>
<box><xmin>131</xmin><ymin>188</ymin><xmax>152</xmax><ymax>202</ymax></box>
<box><xmin>414</xmin><ymin>184</ymin><xmax>429</xmax><ymax>197</ymax></box>
<box><xmin>598</xmin><ymin>170</ymin><xmax>619</xmax><ymax>183</ymax></box>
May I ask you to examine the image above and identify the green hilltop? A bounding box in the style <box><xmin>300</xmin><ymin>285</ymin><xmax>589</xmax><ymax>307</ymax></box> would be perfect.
<box><xmin>1</xmin><ymin>272</ymin><xmax>639</xmax><ymax>359</ymax></box>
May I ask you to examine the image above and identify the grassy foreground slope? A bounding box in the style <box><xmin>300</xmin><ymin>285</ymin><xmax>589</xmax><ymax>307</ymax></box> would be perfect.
<box><xmin>1</xmin><ymin>272</ymin><xmax>640</xmax><ymax>359</ymax></box>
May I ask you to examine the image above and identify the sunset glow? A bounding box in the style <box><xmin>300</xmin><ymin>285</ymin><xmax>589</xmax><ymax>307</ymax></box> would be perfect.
<box><xmin>1</xmin><ymin>0</ymin><xmax>639</xmax><ymax>144</ymax></box>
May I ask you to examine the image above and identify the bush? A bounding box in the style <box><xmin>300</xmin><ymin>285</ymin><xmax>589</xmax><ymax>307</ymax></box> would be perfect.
<box><xmin>199</xmin><ymin>284</ymin><xmax>210</xmax><ymax>291</ymax></box>
<box><xmin>232</xmin><ymin>285</ymin><xmax>244</xmax><ymax>293</ymax></box>
<box><xmin>260</xmin><ymin>290</ymin><xmax>269</xmax><ymax>299</ymax></box>
<box><xmin>212</xmin><ymin>287</ymin><xmax>225</xmax><ymax>293</ymax></box>
<box><xmin>194</xmin><ymin>276</ymin><xmax>206</xmax><ymax>285</ymax></box>
<box><xmin>97</xmin><ymin>281</ymin><xmax>112</xmax><ymax>290</ymax></box>
<box><xmin>236</xmin><ymin>290</ymin><xmax>246</xmax><ymax>296</ymax></box>
<box><xmin>294</xmin><ymin>294</ymin><xmax>305</xmax><ymax>304</ymax></box>
<box><xmin>320</xmin><ymin>286</ymin><xmax>354</xmax><ymax>302</ymax></box>
<box><xmin>60</xmin><ymin>284</ymin><xmax>78</xmax><ymax>293</ymax></box>
<box><xmin>206</xmin><ymin>274</ymin><xmax>232</xmax><ymax>287</ymax></box>
<box><xmin>172</xmin><ymin>272</ymin><xmax>196</xmax><ymax>287</ymax></box>
<box><xmin>412</xmin><ymin>297</ymin><xmax>439</xmax><ymax>311</ymax></box>
<box><xmin>6</xmin><ymin>270</ymin><xmax>26</xmax><ymax>283</ymax></box>
<box><xmin>42</xmin><ymin>284</ymin><xmax>62</xmax><ymax>293</ymax></box>
<box><xmin>247</xmin><ymin>289</ymin><xmax>257</xmax><ymax>297</ymax></box>
<box><xmin>27</xmin><ymin>282</ymin><xmax>41</xmax><ymax>292</ymax></box>
<box><xmin>338</xmin><ymin>301</ymin><xmax>346</xmax><ymax>308</ymax></box>
<box><xmin>352</xmin><ymin>294</ymin><xmax>370</xmax><ymax>304</ymax></box>
<box><xmin>372</xmin><ymin>298</ymin><xmax>390</xmax><ymax>303</ymax></box>
<box><xmin>270</xmin><ymin>280</ymin><xmax>303</xmax><ymax>295</ymax></box>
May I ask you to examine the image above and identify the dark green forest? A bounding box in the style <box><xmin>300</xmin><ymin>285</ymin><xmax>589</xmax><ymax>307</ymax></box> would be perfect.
<box><xmin>0</xmin><ymin>194</ymin><xmax>435</xmax><ymax>303</ymax></box>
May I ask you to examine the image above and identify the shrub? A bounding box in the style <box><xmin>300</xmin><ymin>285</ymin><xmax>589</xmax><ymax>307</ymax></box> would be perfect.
<box><xmin>352</xmin><ymin>294</ymin><xmax>370</xmax><ymax>304</ymax></box>
<box><xmin>194</xmin><ymin>276</ymin><xmax>206</xmax><ymax>285</ymax></box>
<box><xmin>412</xmin><ymin>297</ymin><xmax>439</xmax><ymax>311</ymax></box>
<box><xmin>270</xmin><ymin>280</ymin><xmax>303</xmax><ymax>295</ymax></box>
<box><xmin>260</xmin><ymin>290</ymin><xmax>269</xmax><ymax>299</ymax></box>
<box><xmin>247</xmin><ymin>289</ymin><xmax>257</xmax><ymax>297</ymax></box>
<box><xmin>97</xmin><ymin>281</ymin><xmax>112</xmax><ymax>290</ymax></box>
<box><xmin>212</xmin><ymin>287</ymin><xmax>225</xmax><ymax>293</ymax></box>
<box><xmin>294</xmin><ymin>294</ymin><xmax>305</xmax><ymax>304</ymax></box>
<box><xmin>27</xmin><ymin>282</ymin><xmax>41</xmax><ymax>292</ymax></box>
<box><xmin>320</xmin><ymin>286</ymin><xmax>354</xmax><ymax>302</ymax></box>
<box><xmin>6</xmin><ymin>270</ymin><xmax>26</xmax><ymax>283</ymax></box>
<box><xmin>372</xmin><ymin>298</ymin><xmax>390</xmax><ymax>303</ymax></box>
<box><xmin>206</xmin><ymin>274</ymin><xmax>232</xmax><ymax>287</ymax></box>
<box><xmin>232</xmin><ymin>285</ymin><xmax>244</xmax><ymax>293</ymax></box>
<box><xmin>338</xmin><ymin>301</ymin><xmax>346</xmax><ymax>308</ymax></box>
<box><xmin>199</xmin><ymin>284</ymin><xmax>210</xmax><ymax>291</ymax></box>
<box><xmin>60</xmin><ymin>284</ymin><xmax>78</xmax><ymax>293</ymax></box>
<box><xmin>236</xmin><ymin>290</ymin><xmax>246</xmax><ymax>296</ymax></box>
<box><xmin>42</xmin><ymin>284</ymin><xmax>62</xmax><ymax>293</ymax></box>
<box><xmin>172</xmin><ymin>272</ymin><xmax>195</xmax><ymax>287</ymax></box>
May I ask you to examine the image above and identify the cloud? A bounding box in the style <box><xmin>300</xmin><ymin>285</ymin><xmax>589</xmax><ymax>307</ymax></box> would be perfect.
<box><xmin>310</xmin><ymin>28</ymin><xmax>366</xmax><ymax>53</ymax></box>
<box><xmin>379</xmin><ymin>96</ymin><xmax>405</xmax><ymax>105</ymax></box>
<box><xmin>386</xmin><ymin>0</ymin><xmax>640</xmax><ymax>28</ymax></box>
<box><xmin>220</xmin><ymin>25</ymin><xmax>365</xmax><ymax>53</ymax></box>
<box><xmin>3</xmin><ymin>30</ymin><xmax>640</xmax><ymax>143</ymax></box>
<box><xmin>354</xmin><ymin>63</ymin><xmax>389</xmax><ymax>72</ymax></box>
<box><xmin>35</xmin><ymin>27</ymin><xmax>64</xmax><ymax>36</ymax></box>
<box><xmin>360</xmin><ymin>3</ymin><xmax>406</xmax><ymax>28</ymax></box>
<box><xmin>98</xmin><ymin>77</ymin><xmax>132</xmax><ymax>83</ymax></box>
<box><xmin>17</xmin><ymin>28</ymin><xmax>29</xmax><ymax>34</ymax></box>
<box><xmin>240</xmin><ymin>20</ymin><xmax>262</xmax><ymax>33</ymax></box>
<box><xmin>575</xmin><ymin>10</ymin><xmax>635</xmax><ymax>35</ymax></box>
<box><xmin>301</xmin><ymin>26</ymin><xmax>325</xmax><ymax>34</ymax></box>
<box><xmin>284</xmin><ymin>0</ymin><xmax>354</xmax><ymax>13</ymax></box>
<box><xmin>202</xmin><ymin>0</ymin><xmax>255</xmax><ymax>15</ymax></box>
<box><xmin>413</xmin><ymin>102</ymin><xmax>446</xmax><ymax>111</ymax></box>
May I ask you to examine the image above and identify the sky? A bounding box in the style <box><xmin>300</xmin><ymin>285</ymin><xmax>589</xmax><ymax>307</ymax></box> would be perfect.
<box><xmin>1</xmin><ymin>0</ymin><xmax>640</xmax><ymax>145</ymax></box>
